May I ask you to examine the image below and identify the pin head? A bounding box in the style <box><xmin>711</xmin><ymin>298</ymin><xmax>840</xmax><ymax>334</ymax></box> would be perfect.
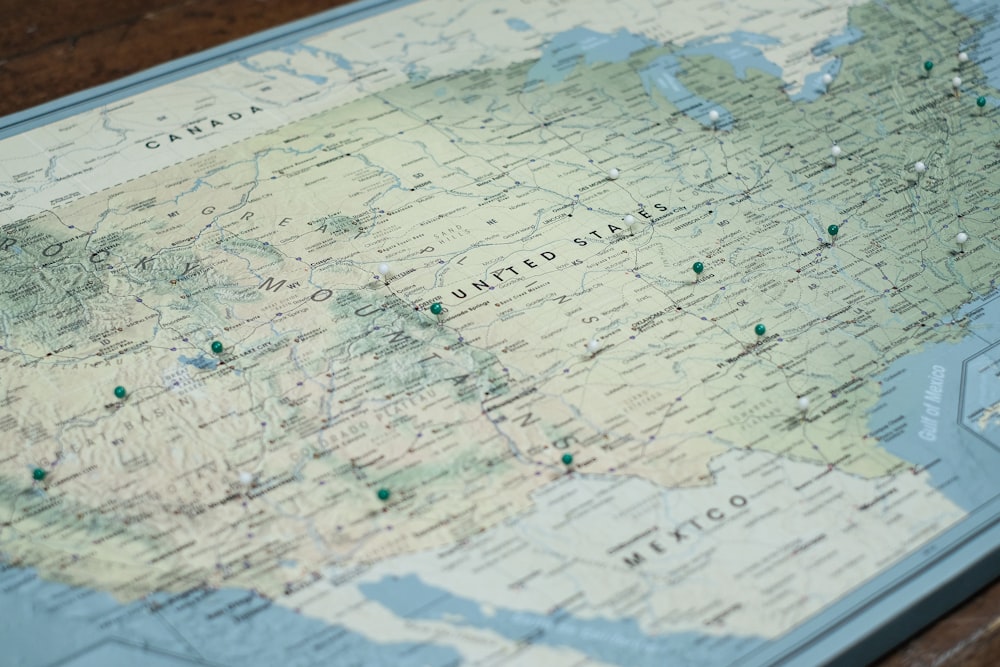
<box><xmin>692</xmin><ymin>261</ymin><xmax>704</xmax><ymax>275</ymax></box>
<box><xmin>953</xmin><ymin>76</ymin><xmax>962</xmax><ymax>88</ymax></box>
<box><xmin>956</xmin><ymin>232</ymin><xmax>969</xmax><ymax>245</ymax></box>
<box><xmin>211</xmin><ymin>340</ymin><xmax>224</xmax><ymax>354</ymax></box>
<box><xmin>32</xmin><ymin>468</ymin><xmax>46</xmax><ymax>481</ymax></box>
<box><xmin>587</xmin><ymin>338</ymin><xmax>601</xmax><ymax>354</ymax></box>
<box><xmin>821</xmin><ymin>73</ymin><xmax>833</xmax><ymax>86</ymax></box>
<box><xmin>924</xmin><ymin>60</ymin><xmax>934</xmax><ymax>72</ymax></box>
<box><xmin>708</xmin><ymin>109</ymin><xmax>720</xmax><ymax>123</ymax></box>
<box><xmin>798</xmin><ymin>397</ymin><xmax>810</xmax><ymax>412</ymax></box>
<box><xmin>378</xmin><ymin>263</ymin><xmax>391</xmax><ymax>277</ymax></box>
<box><xmin>623</xmin><ymin>214</ymin><xmax>635</xmax><ymax>225</ymax></box>
<box><xmin>607</xmin><ymin>168</ymin><xmax>620</xmax><ymax>180</ymax></box>
<box><xmin>561</xmin><ymin>453</ymin><xmax>574</xmax><ymax>466</ymax></box>
<box><xmin>959</xmin><ymin>51</ymin><xmax>969</xmax><ymax>63</ymax></box>
<box><xmin>828</xmin><ymin>224</ymin><xmax>839</xmax><ymax>237</ymax></box>
<box><xmin>914</xmin><ymin>161</ymin><xmax>927</xmax><ymax>173</ymax></box>
<box><xmin>238</xmin><ymin>471</ymin><xmax>254</xmax><ymax>486</ymax></box>
<box><xmin>977</xmin><ymin>96</ymin><xmax>987</xmax><ymax>108</ymax></box>
<box><xmin>114</xmin><ymin>385</ymin><xmax>127</xmax><ymax>400</ymax></box>
<box><xmin>377</xmin><ymin>488</ymin><xmax>390</xmax><ymax>501</ymax></box>
<box><xmin>754</xmin><ymin>323</ymin><xmax>766</xmax><ymax>337</ymax></box>
<box><xmin>831</xmin><ymin>145</ymin><xmax>842</xmax><ymax>158</ymax></box>
<box><xmin>430</xmin><ymin>302</ymin><xmax>443</xmax><ymax>315</ymax></box>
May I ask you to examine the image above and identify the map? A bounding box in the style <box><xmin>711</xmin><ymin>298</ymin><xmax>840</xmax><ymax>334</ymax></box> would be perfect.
<box><xmin>1</xmin><ymin>0</ymin><xmax>999</xmax><ymax>664</ymax></box>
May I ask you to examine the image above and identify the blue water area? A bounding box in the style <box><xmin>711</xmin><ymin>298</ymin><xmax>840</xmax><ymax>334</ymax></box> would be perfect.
<box><xmin>329</xmin><ymin>53</ymin><xmax>353</xmax><ymax>71</ymax></box>
<box><xmin>506</xmin><ymin>18</ymin><xmax>531</xmax><ymax>32</ymax></box>
<box><xmin>867</xmin><ymin>292</ymin><xmax>1000</xmax><ymax>512</ymax></box>
<box><xmin>790</xmin><ymin>26</ymin><xmax>860</xmax><ymax>101</ymax></box>
<box><xmin>360</xmin><ymin>574</ymin><xmax>764</xmax><ymax>667</ymax></box>
<box><xmin>300</xmin><ymin>73</ymin><xmax>328</xmax><ymax>85</ymax></box>
<box><xmin>178</xmin><ymin>354</ymin><xmax>217</xmax><ymax>370</ymax></box>
<box><xmin>279</xmin><ymin>43</ymin><xmax>353</xmax><ymax>71</ymax></box>
<box><xmin>526</xmin><ymin>28</ymin><xmax>788</xmax><ymax>127</ymax></box>
<box><xmin>726</xmin><ymin>30</ymin><xmax>781</xmax><ymax>46</ymax></box>
<box><xmin>526</xmin><ymin>28</ymin><xmax>656</xmax><ymax>85</ymax></box>
<box><xmin>792</xmin><ymin>59</ymin><xmax>842</xmax><ymax>102</ymax></box>
<box><xmin>405</xmin><ymin>63</ymin><xmax>429</xmax><ymax>83</ymax></box>
<box><xmin>0</xmin><ymin>566</ymin><xmax>462</xmax><ymax>667</ymax></box>
<box><xmin>639</xmin><ymin>55</ymin><xmax>733</xmax><ymax>129</ymax></box>
<box><xmin>810</xmin><ymin>26</ymin><xmax>863</xmax><ymax>58</ymax></box>
<box><xmin>680</xmin><ymin>33</ymin><xmax>783</xmax><ymax>80</ymax></box>
<box><xmin>951</xmin><ymin>0</ymin><xmax>1000</xmax><ymax>99</ymax></box>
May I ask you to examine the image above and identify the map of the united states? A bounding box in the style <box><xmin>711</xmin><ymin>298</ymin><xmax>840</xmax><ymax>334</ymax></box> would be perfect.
<box><xmin>1</xmin><ymin>0</ymin><xmax>999</xmax><ymax>665</ymax></box>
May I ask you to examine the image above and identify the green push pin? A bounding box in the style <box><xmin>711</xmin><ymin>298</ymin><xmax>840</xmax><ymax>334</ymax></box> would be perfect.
<box><xmin>114</xmin><ymin>385</ymin><xmax>127</xmax><ymax>400</ymax></box>
<box><xmin>561</xmin><ymin>453</ymin><xmax>574</xmax><ymax>466</ymax></box>
<box><xmin>377</xmin><ymin>488</ymin><xmax>390</xmax><ymax>501</ymax></box>
<box><xmin>32</xmin><ymin>467</ymin><xmax>46</xmax><ymax>482</ymax></box>
<box><xmin>827</xmin><ymin>224</ymin><xmax>839</xmax><ymax>245</ymax></box>
<box><xmin>429</xmin><ymin>302</ymin><xmax>444</xmax><ymax>325</ymax></box>
<box><xmin>923</xmin><ymin>60</ymin><xmax>934</xmax><ymax>75</ymax></box>
<box><xmin>754</xmin><ymin>323</ymin><xmax>766</xmax><ymax>337</ymax></box>
<box><xmin>211</xmin><ymin>340</ymin><xmax>224</xmax><ymax>354</ymax></box>
<box><xmin>977</xmin><ymin>96</ymin><xmax>987</xmax><ymax>111</ymax></box>
<box><xmin>692</xmin><ymin>261</ymin><xmax>704</xmax><ymax>282</ymax></box>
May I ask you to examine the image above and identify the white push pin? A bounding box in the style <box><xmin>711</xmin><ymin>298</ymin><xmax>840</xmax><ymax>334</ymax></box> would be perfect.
<box><xmin>822</xmin><ymin>73</ymin><xmax>833</xmax><ymax>89</ymax></box>
<box><xmin>239</xmin><ymin>471</ymin><xmax>254</xmax><ymax>486</ymax></box>
<box><xmin>959</xmin><ymin>51</ymin><xmax>969</xmax><ymax>64</ymax></box>
<box><xmin>625</xmin><ymin>213</ymin><xmax>643</xmax><ymax>235</ymax></box>
<box><xmin>587</xmin><ymin>338</ymin><xmax>601</xmax><ymax>355</ymax></box>
<box><xmin>607</xmin><ymin>168</ymin><xmax>620</xmax><ymax>180</ymax></box>
<box><xmin>956</xmin><ymin>231</ymin><xmax>968</xmax><ymax>251</ymax></box>
<box><xmin>378</xmin><ymin>262</ymin><xmax>391</xmax><ymax>279</ymax></box>
<box><xmin>914</xmin><ymin>161</ymin><xmax>927</xmax><ymax>181</ymax></box>
<box><xmin>797</xmin><ymin>396</ymin><xmax>810</xmax><ymax>415</ymax></box>
<box><xmin>831</xmin><ymin>144</ymin><xmax>842</xmax><ymax>163</ymax></box>
<box><xmin>952</xmin><ymin>76</ymin><xmax>962</xmax><ymax>96</ymax></box>
<box><xmin>708</xmin><ymin>109</ymin><xmax>720</xmax><ymax>129</ymax></box>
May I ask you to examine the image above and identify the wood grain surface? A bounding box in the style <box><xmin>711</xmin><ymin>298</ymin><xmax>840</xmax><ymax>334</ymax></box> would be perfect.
<box><xmin>0</xmin><ymin>1</ymin><xmax>997</xmax><ymax>664</ymax></box>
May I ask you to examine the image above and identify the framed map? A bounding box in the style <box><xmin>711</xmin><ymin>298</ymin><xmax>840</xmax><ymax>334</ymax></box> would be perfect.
<box><xmin>1</xmin><ymin>0</ymin><xmax>998</xmax><ymax>665</ymax></box>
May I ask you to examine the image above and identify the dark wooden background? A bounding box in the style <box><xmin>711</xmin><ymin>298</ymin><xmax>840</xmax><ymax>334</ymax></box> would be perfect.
<box><xmin>0</xmin><ymin>0</ymin><xmax>997</xmax><ymax>664</ymax></box>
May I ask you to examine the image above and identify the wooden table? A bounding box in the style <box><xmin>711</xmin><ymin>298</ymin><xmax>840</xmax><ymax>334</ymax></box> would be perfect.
<box><xmin>0</xmin><ymin>1</ymin><xmax>997</xmax><ymax>664</ymax></box>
